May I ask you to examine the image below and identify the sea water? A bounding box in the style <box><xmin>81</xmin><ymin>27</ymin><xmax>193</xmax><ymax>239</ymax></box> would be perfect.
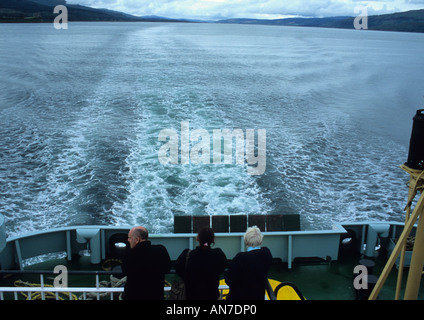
<box><xmin>1</xmin><ymin>22</ymin><xmax>423</xmax><ymax>236</ymax></box>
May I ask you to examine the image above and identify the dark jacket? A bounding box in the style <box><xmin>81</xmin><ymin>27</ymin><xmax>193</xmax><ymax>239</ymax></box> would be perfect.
<box><xmin>122</xmin><ymin>240</ymin><xmax>171</xmax><ymax>300</ymax></box>
<box><xmin>176</xmin><ymin>247</ymin><xmax>227</xmax><ymax>300</ymax></box>
<box><xmin>225</xmin><ymin>247</ymin><xmax>272</xmax><ymax>300</ymax></box>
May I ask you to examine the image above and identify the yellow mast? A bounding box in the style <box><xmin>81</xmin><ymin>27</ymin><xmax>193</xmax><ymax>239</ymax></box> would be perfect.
<box><xmin>369</xmin><ymin>165</ymin><xmax>424</xmax><ymax>300</ymax></box>
<box><xmin>402</xmin><ymin>166</ymin><xmax>424</xmax><ymax>299</ymax></box>
<box><xmin>370</xmin><ymin>109</ymin><xmax>424</xmax><ymax>300</ymax></box>
<box><xmin>394</xmin><ymin>170</ymin><xmax>417</xmax><ymax>300</ymax></box>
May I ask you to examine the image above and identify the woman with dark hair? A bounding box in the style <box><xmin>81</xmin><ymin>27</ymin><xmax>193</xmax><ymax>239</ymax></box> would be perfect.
<box><xmin>176</xmin><ymin>227</ymin><xmax>227</xmax><ymax>300</ymax></box>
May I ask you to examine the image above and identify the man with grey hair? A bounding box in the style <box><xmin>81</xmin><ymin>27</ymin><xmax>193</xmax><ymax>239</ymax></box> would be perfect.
<box><xmin>122</xmin><ymin>226</ymin><xmax>171</xmax><ymax>300</ymax></box>
<box><xmin>225</xmin><ymin>226</ymin><xmax>272</xmax><ymax>300</ymax></box>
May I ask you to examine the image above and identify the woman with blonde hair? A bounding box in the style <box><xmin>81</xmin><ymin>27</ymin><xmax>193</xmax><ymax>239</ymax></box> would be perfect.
<box><xmin>225</xmin><ymin>226</ymin><xmax>272</xmax><ymax>300</ymax></box>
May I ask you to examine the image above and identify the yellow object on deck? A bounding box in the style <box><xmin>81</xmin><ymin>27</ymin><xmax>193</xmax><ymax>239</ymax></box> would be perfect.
<box><xmin>219</xmin><ymin>279</ymin><xmax>305</xmax><ymax>300</ymax></box>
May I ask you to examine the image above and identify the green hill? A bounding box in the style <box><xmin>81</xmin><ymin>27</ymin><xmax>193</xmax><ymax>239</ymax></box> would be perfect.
<box><xmin>0</xmin><ymin>0</ymin><xmax>189</xmax><ymax>22</ymax></box>
<box><xmin>1</xmin><ymin>0</ymin><xmax>423</xmax><ymax>33</ymax></box>
<box><xmin>0</xmin><ymin>0</ymin><xmax>138</xmax><ymax>21</ymax></box>
<box><xmin>336</xmin><ymin>9</ymin><xmax>424</xmax><ymax>32</ymax></box>
<box><xmin>217</xmin><ymin>9</ymin><xmax>424</xmax><ymax>33</ymax></box>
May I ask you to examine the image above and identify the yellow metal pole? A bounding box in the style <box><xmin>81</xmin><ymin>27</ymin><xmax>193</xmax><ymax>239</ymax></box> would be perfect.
<box><xmin>369</xmin><ymin>191</ymin><xmax>424</xmax><ymax>300</ymax></box>
<box><xmin>395</xmin><ymin>209</ymin><xmax>410</xmax><ymax>300</ymax></box>
<box><xmin>395</xmin><ymin>179</ymin><xmax>416</xmax><ymax>300</ymax></box>
<box><xmin>404</xmin><ymin>192</ymin><xmax>424</xmax><ymax>300</ymax></box>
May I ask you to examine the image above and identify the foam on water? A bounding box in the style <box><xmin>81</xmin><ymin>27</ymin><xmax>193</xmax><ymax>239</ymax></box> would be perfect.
<box><xmin>111</xmin><ymin>88</ymin><xmax>271</xmax><ymax>233</ymax></box>
<box><xmin>1</xmin><ymin>23</ymin><xmax>423</xmax><ymax>236</ymax></box>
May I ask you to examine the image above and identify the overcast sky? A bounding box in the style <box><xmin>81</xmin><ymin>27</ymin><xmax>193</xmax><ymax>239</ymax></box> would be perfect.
<box><xmin>65</xmin><ymin>0</ymin><xmax>424</xmax><ymax>20</ymax></box>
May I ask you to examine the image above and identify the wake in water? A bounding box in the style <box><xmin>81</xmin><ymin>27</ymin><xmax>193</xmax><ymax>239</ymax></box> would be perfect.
<box><xmin>1</xmin><ymin>22</ymin><xmax>423</xmax><ymax>236</ymax></box>
<box><xmin>112</xmin><ymin>89</ymin><xmax>271</xmax><ymax>233</ymax></box>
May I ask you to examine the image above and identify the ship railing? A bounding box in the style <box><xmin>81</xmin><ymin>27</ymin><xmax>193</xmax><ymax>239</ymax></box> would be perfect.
<box><xmin>0</xmin><ymin>269</ymin><xmax>237</xmax><ymax>301</ymax></box>
<box><xmin>0</xmin><ymin>269</ymin><xmax>124</xmax><ymax>300</ymax></box>
<box><xmin>0</xmin><ymin>269</ymin><xmax>276</xmax><ymax>300</ymax></box>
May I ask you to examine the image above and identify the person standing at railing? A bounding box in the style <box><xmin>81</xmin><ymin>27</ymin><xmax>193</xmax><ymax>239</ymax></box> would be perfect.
<box><xmin>225</xmin><ymin>226</ymin><xmax>272</xmax><ymax>300</ymax></box>
<box><xmin>176</xmin><ymin>227</ymin><xmax>227</xmax><ymax>300</ymax></box>
<box><xmin>122</xmin><ymin>226</ymin><xmax>171</xmax><ymax>300</ymax></box>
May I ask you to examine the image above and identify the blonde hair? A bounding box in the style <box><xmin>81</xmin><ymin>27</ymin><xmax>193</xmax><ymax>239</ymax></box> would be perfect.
<box><xmin>244</xmin><ymin>226</ymin><xmax>263</xmax><ymax>247</ymax></box>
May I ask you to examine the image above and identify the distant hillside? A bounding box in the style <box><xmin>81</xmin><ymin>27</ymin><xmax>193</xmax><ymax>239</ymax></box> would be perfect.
<box><xmin>1</xmin><ymin>0</ymin><xmax>423</xmax><ymax>33</ymax></box>
<box><xmin>0</xmin><ymin>0</ymin><xmax>135</xmax><ymax>21</ymax></box>
<box><xmin>217</xmin><ymin>9</ymin><xmax>424</xmax><ymax>33</ymax></box>
<box><xmin>333</xmin><ymin>9</ymin><xmax>424</xmax><ymax>33</ymax></box>
<box><xmin>0</xmin><ymin>0</ymin><xmax>190</xmax><ymax>22</ymax></box>
<box><xmin>217</xmin><ymin>16</ymin><xmax>351</xmax><ymax>28</ymax></box>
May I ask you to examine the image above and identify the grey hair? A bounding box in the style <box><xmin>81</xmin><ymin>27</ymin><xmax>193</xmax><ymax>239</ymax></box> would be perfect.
<box><xmin>244</xmin><ymin>226</ymin><xmax>263</xmax><ymax>247</ymax></box>
<box><xmin>133</xmin><ymin>227</ymin><xmax>148</xmax><ymax>240</ymax></box>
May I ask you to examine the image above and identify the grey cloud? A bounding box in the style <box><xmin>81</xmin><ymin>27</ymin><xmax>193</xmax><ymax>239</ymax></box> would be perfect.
<box><xmin>66</xmin><ymin>0</ymin><xmax>423</xmax><ymax>19</ymax></box>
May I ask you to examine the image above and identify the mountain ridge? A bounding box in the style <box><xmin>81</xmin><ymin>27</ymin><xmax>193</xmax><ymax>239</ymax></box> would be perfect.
<box><xmin>0</xmin><ymin>0</ymin><xmax>193</xmax><ymax>22</ymax></box>
<box><xmin>216</xmin><ymin>9</ymin><xmax>424</xmax><ymax>33</ymax></box>
<box><xmin>1</xmin><ymin>0</ymin><xmax>423</xmax><ymax>33</ymax></box>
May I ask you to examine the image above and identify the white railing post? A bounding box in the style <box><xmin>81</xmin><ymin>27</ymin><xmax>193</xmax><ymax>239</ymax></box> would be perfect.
<box><xmin>40</xmin><ymin>274</ymin><xmax>45</xmax><ymax>300</ymax></box>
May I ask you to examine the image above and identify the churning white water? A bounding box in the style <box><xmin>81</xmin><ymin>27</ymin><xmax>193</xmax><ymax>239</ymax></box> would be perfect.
<box><xmin>1</xmin><ymin>22</ymin><xmax>423</xmax><ymax>235</ymax></box>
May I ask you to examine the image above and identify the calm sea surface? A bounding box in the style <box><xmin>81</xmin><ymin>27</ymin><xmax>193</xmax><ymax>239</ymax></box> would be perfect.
<box><xmin>1</xmin><ymin>22</ymin><xmax>424</xmax><ymax>236</ymax></box>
